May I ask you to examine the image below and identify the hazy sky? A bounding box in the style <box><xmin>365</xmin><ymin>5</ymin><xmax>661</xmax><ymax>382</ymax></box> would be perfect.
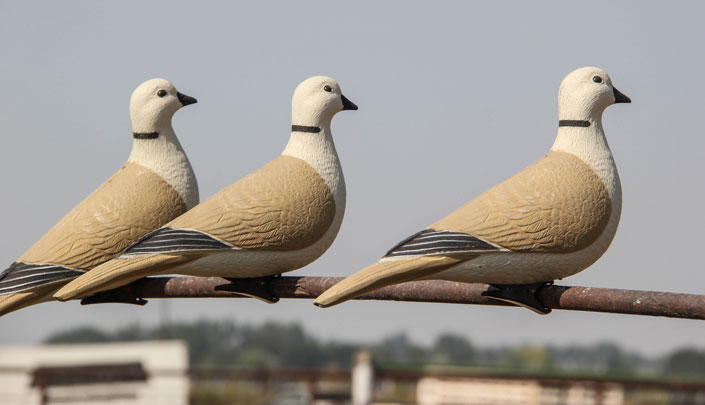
<box><xmin>1</xmin><ymin>1</ymin><xmax>704</xmax><ymax>354</ymax></box>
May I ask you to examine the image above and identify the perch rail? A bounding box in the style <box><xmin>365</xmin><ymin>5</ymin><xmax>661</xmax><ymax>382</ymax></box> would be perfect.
<box><xmin>99</xmin><ymin>276</ymin><xmax>705</xmax><ymax>320</ymax></box>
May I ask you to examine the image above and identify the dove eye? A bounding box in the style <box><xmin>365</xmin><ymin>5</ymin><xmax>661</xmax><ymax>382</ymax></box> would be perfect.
<box><xmin>157</xmin><ymin>89</ymin><xmax>168</xmax><ymax>97</ymax></box>
<box><xmin>323</xmin><ymin>85</ymin><xmax>332</xmax><ymax>92</ymax></box>
<box><xmin>592</xmin><ymin>76</ymin><xmax>603</xmax><ymax>84</ymax></box>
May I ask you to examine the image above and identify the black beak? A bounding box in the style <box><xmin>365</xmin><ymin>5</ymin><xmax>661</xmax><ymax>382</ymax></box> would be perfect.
<box><xmin>177</xmin><ymin>92</ymin><xmax>198</xmax><ymax>106</ymax></box>
<box><xmin>341</xmin><ymin>94</ymin><xmax>358</xmax><ymax>111</ymax></box>
<box><xmin>613</xmin><ymin>86</ymin><xmax>631</xmax><ymax>104</ymax></box>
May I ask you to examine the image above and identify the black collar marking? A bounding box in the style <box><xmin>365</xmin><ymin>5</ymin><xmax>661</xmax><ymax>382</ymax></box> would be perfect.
<box><xmin>559</xmin><ymin>120</ymin><xmax>590</xmax><ymax>128</ymax></box>
<box><xmin>291</xmin><ymin>125</ymin><xmax>321</xmax><ymax>133</ymax></box>
<box><xmin>133</xmin><ymin>132</ymin><xmax>160</xmax><ymax>139</ymax></box>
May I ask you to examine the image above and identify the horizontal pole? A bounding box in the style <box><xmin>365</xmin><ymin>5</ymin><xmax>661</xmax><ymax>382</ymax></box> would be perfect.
<box><xmin>106</xmin><ymin>276</ymin><xmax>705</xmax><ymax>320</ymax></box>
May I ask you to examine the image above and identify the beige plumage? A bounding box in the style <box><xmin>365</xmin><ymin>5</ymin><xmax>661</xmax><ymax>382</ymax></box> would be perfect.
<box><xmin>19</xmin><ymin>163</ymin><xmax>186</xmax><ymax>269</ymax></box>
<box><xmin>433</xmin><ymin>150</ymin><xmax>611</xmax><ymax>255</ymax></box>
<box><xmin>0</xmin><ymin>78</ymin><xmax>198</xmax><ymax>316</ymax></box>
<box><xmin>54</xmin><ymin>76</ymin><xmax>357</xmax><ymax>302</ymax></box>
<box><xmin>180</xmin><ymin>155</ymin><xmax>336</xmax><ymax>251</ymax></box>
<box><xmin>315</xmin><ymin>67</ymin><xmax>630</xmax><ymax>313</ymax></box>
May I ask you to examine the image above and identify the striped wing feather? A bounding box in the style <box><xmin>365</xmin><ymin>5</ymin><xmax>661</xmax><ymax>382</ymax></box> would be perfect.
<box><xmin>55</xmin><ymin>254</ymin><xmax>194</xmax><ymax>301</ymax></box>
<box><xmin>121</xmin><ymin>228</ymin><xmax>231</xmax><ymax>256</ymax></box>
<box><xmin>385</xmin><ymin>229</ymin><xmax>500</xmax><ymax>258</ymax></box>
<box><xmin>0</xmin><ymin>262</ymin><xmax>83</xmax><ymax>295</ymax></box>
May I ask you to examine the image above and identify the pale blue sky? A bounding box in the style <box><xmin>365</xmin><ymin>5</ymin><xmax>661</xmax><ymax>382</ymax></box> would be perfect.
<box><xmin>1</xmin><ymin>1</ymin><xmax>704</xmax><ymax>354</ymax></box>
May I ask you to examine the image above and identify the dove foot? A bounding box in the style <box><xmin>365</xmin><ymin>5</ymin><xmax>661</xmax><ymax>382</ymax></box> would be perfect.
<box><xmin>80</xmin><ymin>288</ymin><xmax>148</xmax><ymax>306</ymax></box>
<box><xmin>215</xmin><ymin>275</ymin><xmax>280</xmax><ymax>304</ymax></box>
<box><xmin>482</xmin><ymin>281</ymin><xmax>552</xmax><ymax>315</ymax></box>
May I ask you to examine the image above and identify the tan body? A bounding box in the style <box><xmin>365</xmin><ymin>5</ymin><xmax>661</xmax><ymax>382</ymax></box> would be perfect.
<box><xmin>55</xmin><ymin>154</ymin><xmax>344</xmax><ymax>297</ymax></box>
<box><xmin>0</xmin><ymin>163</ymin><xmax>189</xmax><ymax>314</ymax></box>
<box><xmin>315</xmin><ymin>150</ymin><xmax>620</xmax><ymax>306</ymax></box>
<box><xmin>0</xmin><ymin>78</ymin><xmax>198</xmax><ymax>315</ymax></box>
<box><xmin>55</xmin><ymin>76</ymin><xmax>355</xmax><ymax>301</ymax></box>
<box><xmin>19</xmin><ymin>163</ymin><xmax>187</xmax><ymax>269</ymax></box>
<box><xmin>427</xmin><ymin>150</ymin><xmax>617</xmax><ymax>284</ymax></box>
<box><xmin>163</xmin><ymin>154</ymin><xmax>344</xmax><ymax>278</ymax></box>
<box><xmin>315</xmin><ymin>67</ymin><xmax>628</xmax><ymax>308</ymax></box>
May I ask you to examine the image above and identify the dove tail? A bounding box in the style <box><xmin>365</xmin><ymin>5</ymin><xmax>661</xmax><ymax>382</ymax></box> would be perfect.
<box><xmin>0</xmin><ymin>284</ymin><xmax>58</xmax><ymax>317</ymax></box>
<box><xmin>54</xmin><ymin>254</ymin><xmax>189</xmax><ymax>301</ymax></box>
<box><xmin>314</xmin><ymin>255</ymin><xmax>464</xmax><ymax>308</ymax></box>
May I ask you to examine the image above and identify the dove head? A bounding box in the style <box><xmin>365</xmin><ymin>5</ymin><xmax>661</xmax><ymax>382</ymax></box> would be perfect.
<box><xmin>129</xmin><ymin>78</ymin><xmax>197</xmax><ymax>134</ymax></box>
<box><xmin>291</xmin><ymin>76</ymin><xmax>357</xmax><ymax>127</ymax></box>
<box><xmin>558</xmin><ymin>67</ymin><xmax>630</xmax><ymax>121</ymax></box>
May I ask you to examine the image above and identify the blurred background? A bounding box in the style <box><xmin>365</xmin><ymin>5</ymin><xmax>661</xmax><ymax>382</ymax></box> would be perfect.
<box><xmin>1</xmin><ymin>1</ymin><xmax>704</xmax><ymax>404</ymax></box>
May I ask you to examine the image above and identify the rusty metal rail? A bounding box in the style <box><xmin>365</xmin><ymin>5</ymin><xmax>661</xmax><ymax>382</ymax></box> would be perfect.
<box><xmin>96</xmin><ymin>276</ymin><xmax>705</xmax><ymax>320</ymax></box>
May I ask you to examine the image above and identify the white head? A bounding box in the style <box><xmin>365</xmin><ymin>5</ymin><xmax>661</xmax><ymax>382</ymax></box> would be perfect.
<box><xmin>558</xmin><ymin>67</ymin><xmax>630</xmax><ymax>121</ymax></box>
<box><xmin>129</xmin><ymin>78</ymin><xmax>197</xmax><ymax>135</ymax></box>
<box><xmin>291</xmin><ymin>76</ymin><xmax>358</xmax><ymax>127</ymax></box>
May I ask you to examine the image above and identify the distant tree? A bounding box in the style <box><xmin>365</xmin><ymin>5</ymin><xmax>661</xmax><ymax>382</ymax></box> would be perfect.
<box><xmin>545</xmin><ymin>342</ymin><xmax>644</xmax><ymax>375</ymax></box>
<box><xmin>371</xmin><ymin>333</ymin><xmax>429</xmax><ymax>365</ymax></box>
<box><xmin>113</xmin><ymin>322</ymin><xmax>148</xmax><ymax>341</ymax></box>
<box><xmin>235</xmin><ymin>347</ymin><xmax>280</xmax><ymax>368</ymax></box>
<box><xmin>431</xmin><ymin>333</ymin><xmax>475</xmax><ymax>364</ymax></box>
<box><xmin>504</xmin><ymin>345</ymin><xmax>555</xmax><ymax>370</ymax></box>
<box><xmin>44</xmin><ymin>326</ymin><xmax>110</xmax><ymax>344</ymax></box>
<box><xmin>240</xmin><ymin>322</ymin><xmax>324</xmax><ymax>367</ymax></box>
<box><xmin>41</xmin><ymin>318</ymin><xmax>685</xmax><ymax>378</ymax></box>
<box><xmin>665</xmin><ymin>348</ymin><xmax>705</xmax><ymax>376</ymax></box>
<box><xmin>319</xmin><ymin>341</ymin><xmax>358</xmax><ymax>368</ymax></box>
<box><xmin>160</xmin><ymin>320</ymin><xmax>240</xmax><ymax>366</ymax></box>
<box><xmin>593</xmin><ymin>342</ymin><xmax>634</xmax><ymax>374</ymax></box>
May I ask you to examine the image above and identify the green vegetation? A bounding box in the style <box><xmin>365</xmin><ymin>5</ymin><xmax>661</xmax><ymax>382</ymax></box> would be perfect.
<box><xmin>190</xmin><ymin>381</ymin><xmax>267</xmax><ymax>405</ymax></box>
<box><xmin>44</xmin><ymin>319</ymin><xmax>705</xmax><ymax>378</ymax></box>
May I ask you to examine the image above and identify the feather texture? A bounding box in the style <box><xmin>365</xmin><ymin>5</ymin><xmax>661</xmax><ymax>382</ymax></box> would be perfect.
<box><xmin>16</xmin><ymin>163</ymin><xmax>187</xmax><ymax>270</ymax></box>
<box><xmin>433</xmin><ymin>151</ymin><xmax>611</xmax><ymax>252</ymax></box>
<box><xmin>165</xmin><ymin>155</ymin><xmax>336</xmax><ymax>250</ymax></box>
<box><xmin>0</xmin><ymin>163</ymin><xmax>187</xmax><ymax>299</ymax></box>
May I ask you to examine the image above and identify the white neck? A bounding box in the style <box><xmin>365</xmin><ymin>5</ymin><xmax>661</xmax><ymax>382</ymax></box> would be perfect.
<box><xmin>127</xmin><ymin>124</ymin><xmax>199</xmax><ymax>209</ymax></box>
<box><xmin>551</xmin><ymin>116</ymin><xmax>621</xmax><ymax>216</ymax></box>
<box><xmin>282</xmin><ymin>119</ymin><xmax>346</xmax><ymax>214</ymax></box>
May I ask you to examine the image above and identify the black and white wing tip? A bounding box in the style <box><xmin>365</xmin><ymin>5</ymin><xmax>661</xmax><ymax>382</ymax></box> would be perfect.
<box><xmin>121</xmin><ymin>227</ymin><xmax>232</xmax><ymax>256</ymax></box>
<box><xmin>384</xmin><ymin>229</ymin><xmax>501</xmax><ymax>258</ymax></box>
<box><xmin>0</xmin><ymin>262</ymin><xmax>84</xmax><ymax>295</ymax></box>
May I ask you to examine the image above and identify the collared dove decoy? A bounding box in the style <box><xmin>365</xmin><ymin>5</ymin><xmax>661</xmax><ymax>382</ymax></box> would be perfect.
<box><xmin>315</xmin><ymin>67</ymin><xmax>630</xmax><ymax>314</ymax></box>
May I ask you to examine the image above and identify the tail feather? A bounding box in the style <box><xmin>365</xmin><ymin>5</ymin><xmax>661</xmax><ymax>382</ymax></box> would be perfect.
<box><xmin>54</xmin><ymin>254</ymin><xmax>192</xmax><ymax>301</ymax></box>
<box><xmin>0</xmin><ymin>262</ymin><xmax>83</xmax><ymax>295</ymax></box>
<box><xmin>314</xmin><ymin>255</ymin><xmax>468</xmax><ymax>308</ymax></box>
<box><xmin>0</xmin><ymin>284</ymin><xmax>59</xmax><ymax>317</ymax></box>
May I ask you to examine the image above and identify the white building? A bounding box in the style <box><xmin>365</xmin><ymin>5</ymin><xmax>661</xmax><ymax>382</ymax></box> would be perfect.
<box><xmin>0</xmin><ymin>340</ymin><xmax>189</xmax><ymax>405</ymax></box>
<box><xmin>417</xmin><ymin>376</ymin><xmax>624</xmax><ymax>405</ymax></box>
